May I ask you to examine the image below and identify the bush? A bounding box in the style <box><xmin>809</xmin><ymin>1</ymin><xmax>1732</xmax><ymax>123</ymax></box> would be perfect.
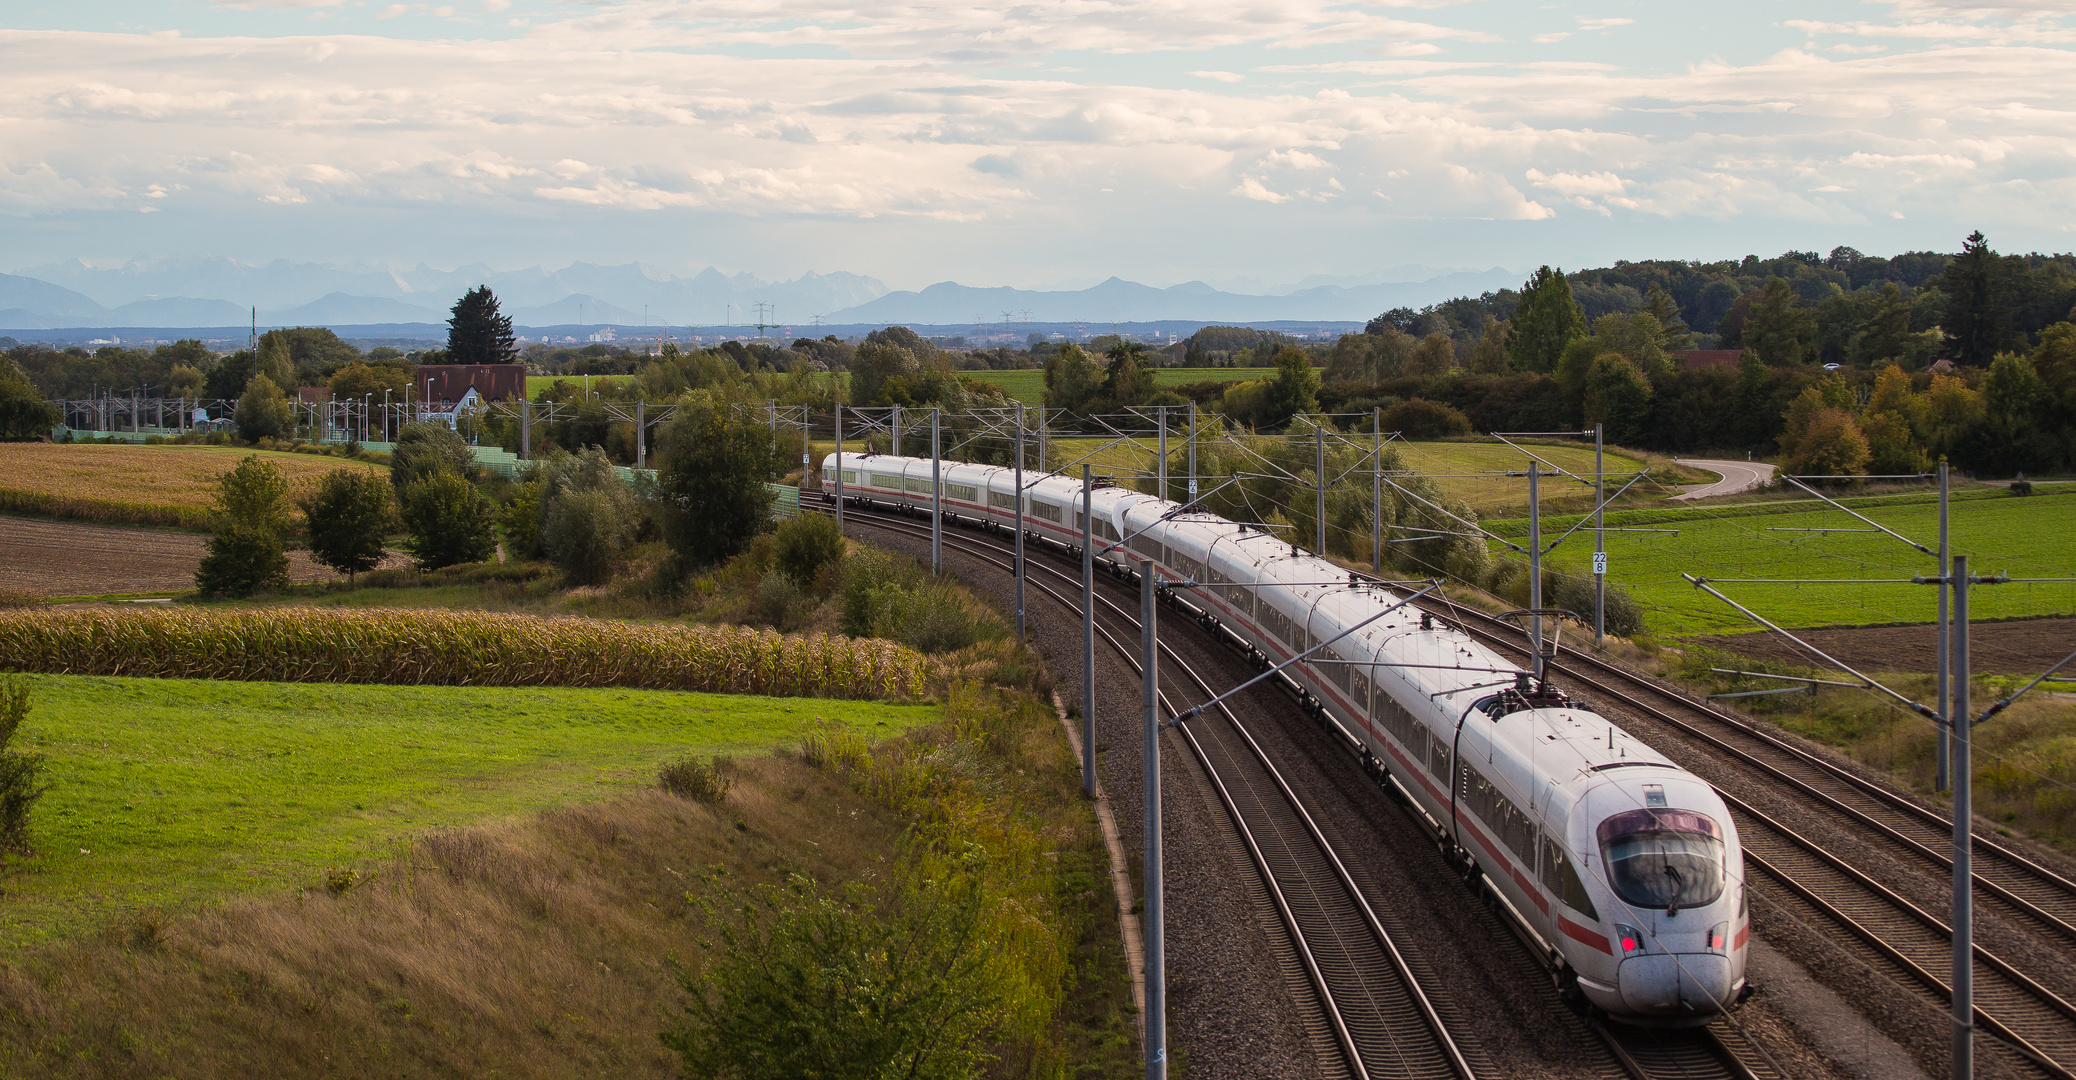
<box><xmin>658</xmin><ymin>754</ymin><xmax>733</xmax><ymax>804</ymax></box>
<box><xmin>500</xmin><ymin>479</ymin><xmax>545</xmax><ymax>559</ymax></box>
<box><xmin>0</xmin><ymin>678</ymin><xmax>48</xmax><ymax>855</ymax></box>
<box><xmin>233</xmin><ymin>374</ymin><xmax>292</xmax><ymax>443</ymax></box>
<box><xmin>1380</xmin><ymin>397</ymin><xmax>1473</xmax><ymax>439</ymax></box>
<box><xmin>654</xmin><ymin>403</ymin><xmax>776</xmax><ymax>569</ymax></box>
<box><xmin>0</xmin><ymin>363</ymin><xmax>58</xmax><ymax>440</ymax></box>
<box><xmin>837</xmin><ymin>548</ymin><xmax>1005</xmax><ymax>653</ymax></box>
<box><xmin>194</xmin><ymin>455</ymin><xmax>292</xmax><ymax>597</ymax></box>
<box><xmin>390</xmin><ymin>423</ymin><xmax>479</xmax><ymax>497</ymax></box>
<box><xmin>302</xmin><ymin>467</ymin><xmax>396</xmax><ymax>581</ymax></box>
<box><xmin>2011</xmin><ymin>479</ymin><xmax>2034</xmax><ymax>496</ymax></box>
<box><xmin>400</xmin><ymin>469</ymin><xmax>498</xmax><ymax>570</ymax></box>
<box><xmin>537</xmin><ymin>448</ymin><xmax>638</xmax><ymax>586</ymax></box>
<box><xmin>754</xmin><ymin>571</ymin><xmax>808</xmax><ymax>631</ymax></box>
<box><xmin>773</xmin><ymin>512</ymin><xmax>845</xmax><ymax>587</ymax></box>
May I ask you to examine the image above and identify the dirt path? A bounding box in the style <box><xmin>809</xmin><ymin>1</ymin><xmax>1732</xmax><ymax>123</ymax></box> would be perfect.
<box><xmin>1693</xmin><ymin>617</ymin><xmax>2076</xmax><ymax>676</ymax></box>
<box><xmin>0</xmin><ymin>515</ymin><xmax>374</xmax><ymax>597</ymax></box>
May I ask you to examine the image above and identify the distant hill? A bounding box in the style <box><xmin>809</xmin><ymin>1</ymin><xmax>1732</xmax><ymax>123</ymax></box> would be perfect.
<box><xmin>824</xmin><ymin>269</ymin><xmax>1521</xmax><ymax>324</ymax></box>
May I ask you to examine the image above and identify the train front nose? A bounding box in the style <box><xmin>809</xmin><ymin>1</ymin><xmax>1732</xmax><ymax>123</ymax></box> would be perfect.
<box><xmin>1617</xmin><ymin>953</ymin><xmax>1734</xmax><ymax>1018</ymax></box>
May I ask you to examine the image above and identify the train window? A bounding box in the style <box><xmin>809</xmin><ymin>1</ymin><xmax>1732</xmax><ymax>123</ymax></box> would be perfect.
<box><xmin>947</xmin><ymin>484</ymin><xmax>979</xmax><ymax>503</ymax></box>
<box><xmin>1597</xmin><ymin>809</ymin><xmax>1726</xmax><ymax>912</ymax></box>
<box><xmin>1316</xmin><ymin>647</ymin><xmax>1350</xmax><ymax>692</ymax></box>
<box><xmin>989</xmin><ymin>491</ymin><xmax>1017</xmax><ymax>510</ymax></box>
<box><xmin>904</xmin><ymin>476</ymin><xmax>931</xmax><ymax>494</ymax></box>
<box><xmin>1539</xmin><ymin>837</ymin><xmax>1599</xmax><ymax>920</ymax></box>
<box><xmin>1458</xmin><ymin>761</ymin><xmax>1537</xmax><ymax>867</ymax></box>
<box><xmin>1030</xmin><ymin>501</ymin><xmax>1063</xmax><ymax>523</ymax></box>
<box><xmin>841</xmin><ymin>470</ymin><xmax>859</xmax><ymax>485</ymax></box>
<box><xmin>1426</xmin><ymin>737</ymin><xmax>1449</xmax><ymax>779</ymax></box>
<box><xmin>870</xmin><ymin>473</ymin><xmax>902</xmax><ymax>489</ymax></box>
<box><xmin>1350</xmin><ymin>670</ymin><xmax>1370</xmax><ymax>711</ymax></box>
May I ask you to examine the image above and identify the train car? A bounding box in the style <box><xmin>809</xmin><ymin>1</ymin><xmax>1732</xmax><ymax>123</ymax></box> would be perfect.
<box><xmin>820</xmin><ymin>451</ymin><xmax>1748</xmax><ymax>1022</ymax></box>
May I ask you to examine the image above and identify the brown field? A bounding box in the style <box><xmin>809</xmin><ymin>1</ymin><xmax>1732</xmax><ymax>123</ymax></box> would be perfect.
<box><xmin>1694</xmin><ymin>618</ymin><xmax>2076</xmax><ymax>677</ymax></box>
<box><xmin>0</xmin><ymin>443</ymin><xmax>380</xmax><ymax>531</ymax></box>
<box><xmin>0</xmin><ymin>516</ymin><xmax>374</xmax><ymax>597</ymax></box>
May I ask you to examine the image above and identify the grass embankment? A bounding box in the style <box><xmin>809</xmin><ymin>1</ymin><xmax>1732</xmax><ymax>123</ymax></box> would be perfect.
<box><xmin>1665</xmin><ymin>649</ymin><xmax>2076</xmax><ymax>851</ymax></box>
<box><xmin>1503</xmin><ymin>485</ymin><xmax>2076</xmax><ymax>635</ymax></box>
<box><xmin>0</xmin><ymin>679</ymin><xmax>1137</xmax><ymax>1078</ymax></box>
<box><xmin>0</xmin><ymin>674</ymin><xmax>938</xmax><ymax>946</ymax></box>
<box><xmin>964</xmin><ymin>366</ymin><xmax>1275</xmax><ymax>405</ymax></box>
<box><xmin>0</xmin><ymin>443</ymin><xmax>379</xmax><ymax>532</ymax></box>
<box><xmin>0</xmin><ymin>606</ymin><xmax>928</xmax><ymax>700</ymax></box>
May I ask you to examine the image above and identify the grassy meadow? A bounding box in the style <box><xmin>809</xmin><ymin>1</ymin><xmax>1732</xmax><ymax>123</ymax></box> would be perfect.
<box><xmin>0</xmin><ymin>442</ymin><xmax>381</xmax><ymax>530</ymax></box>
<box><xmin>1522</xmin><ymin>486</ymin><xmax>2076</xmax><ymax>635</ymax></box>
<box><xmin>0</xmin><ymin>674</ymin><xmax>937</xmax><ymax>946</ymax></box>
<box><xmin>963</xmin><ymin>366</ymin><xmax>1274</xmax><ymax>405</ymax></box>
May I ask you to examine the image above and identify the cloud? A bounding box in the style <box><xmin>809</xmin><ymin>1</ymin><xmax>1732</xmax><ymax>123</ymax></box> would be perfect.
<box><xmin>1191</xmin><ymin>71</ymin><xmax>1245</xmax><ymax>83</ymax></box>
<box><xmin>1232</xmin><ymin>177</ymin><xmax>1290</xmax><ymax>203</ymax></box>
<box><xmin>1577</xmin><ymin>18</ymin><xmax>1635</xmax><ymax>30</ymax></box>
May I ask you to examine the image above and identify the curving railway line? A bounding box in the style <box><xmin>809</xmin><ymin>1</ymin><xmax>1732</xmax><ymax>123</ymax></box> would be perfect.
<box><xmin>828</xmin><ymin>499</ymin><xmax>1772</xmax><ymax>1080</ymax></box>
<box><xmin>1393</xmin><ymin>579</ymin><xmax>2076</xmax><ymax>1080</ymax></box>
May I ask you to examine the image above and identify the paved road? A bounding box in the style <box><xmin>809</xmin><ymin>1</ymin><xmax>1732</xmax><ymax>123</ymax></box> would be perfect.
<box><xmin>1672</xmin><ymin>458</ymin><xmax>1777</xmax><ymax>500</ymax></box>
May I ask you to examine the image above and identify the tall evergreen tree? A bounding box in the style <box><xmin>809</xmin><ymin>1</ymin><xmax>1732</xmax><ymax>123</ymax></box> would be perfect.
<box><xmin>1940</xmin><ymin>230</ymin><xmax>2015</xmax><ymax>367</ymax></box>
<box><xmin>1506</xmin><ymin>266</ymin><xmax>1586</xmax><ymax>372</ymax></box>
<box><xmin>446</xmin><ymin>286</ymin><xmax>518</xmax><ymax>364</ymax></box>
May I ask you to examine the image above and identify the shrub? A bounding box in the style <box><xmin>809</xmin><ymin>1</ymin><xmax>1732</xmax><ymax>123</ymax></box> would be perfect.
<box><xmin>390</xmin><ymin>423</ymin><xmax>479</xmax><ymax>497</ymax></box>
<box><xmin>755</xmin><ymin>571</ymin><xmax>806</xmax><ymax>631</ymax></box>
<box><xmin>773</xmin><ymin>512</ymin><xmax>845</xmax><ymax>587</ymax></box>
<box><xmin>837</xmin><ymin>548</ymin><xmax>1005</xmax><ymax>653</ymax></box>
<box><xmin>0</xmin><ymin>677</ymin><xmax>49</xmax><ymax>855</ymax></box>
<box><xmin>195</xmin><ymin>456</ymin><xmax>292</xmax><ymax>597</ymax></box>
<box><xmin>400</xmin><ymin>469</ymin><xmax>498</xmax><ymax>570</ymax></box>
<box><xmin>500</xmin><ymin>479</ymin><xmax>545</xmax><ymax>559</ymax></box>
<box><xmin>658</xmin><ymin>754</ymin><xmax>733</xmax><ymax>804</ymax></box>
<box><xmin>1380</xmin><ymin>397</ymin><xmax>1472</xmax><ymax>439</ymax></box>
<box><xmin>2011</xmin><ymin>479</ymin><xmax>2034</xmax><ymax>496</ymax></box>
<box><xmin>302</xmin><ymin>467</ymin><xmax>396</xmax><ymax>581</ymax></box>
<box><xmin>0</xmin><ymin>362</ymin><xmax>58</xmax><ymax>440</ymax></box>
<box><xmin>537</xmin><ymin>448</ymin><xmax>638</xmax><ymax>586</ymax></box>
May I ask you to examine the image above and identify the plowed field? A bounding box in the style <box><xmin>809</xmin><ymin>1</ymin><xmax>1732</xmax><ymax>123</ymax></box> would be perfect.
<box><xmin>0</xmin><ymin>516</ymin><xmax>377</xmax><ymax>597</ymax></box>
<box><xmin>1696</xmin><ymin>618</ymin><xmax>2076</xmax><ymax>677</ymax></box>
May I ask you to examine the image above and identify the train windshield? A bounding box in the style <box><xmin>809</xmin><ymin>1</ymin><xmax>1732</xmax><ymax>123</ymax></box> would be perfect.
<box><xmin>1597</xmin><ymin>808</ymin><xmax>1725</xmax><ymax>913</ymax></box>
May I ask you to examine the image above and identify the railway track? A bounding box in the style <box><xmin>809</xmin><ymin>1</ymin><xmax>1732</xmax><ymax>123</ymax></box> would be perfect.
<box><xmin>1416</xmin><ymin>584</ymin><xmax>2076</xmax><ymax>1080</ymax></box>
<box><xmin>831</xmin><ymin>500</ymin><xmax>1767</xmax><ymax>1080</ymax></box>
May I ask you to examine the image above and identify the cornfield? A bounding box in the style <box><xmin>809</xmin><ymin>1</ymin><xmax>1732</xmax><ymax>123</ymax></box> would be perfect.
<box><xmin>0</xmin><ymin>444</ymin><xmax>340</xmax><ymax>532</ymax></box>
<box><xmin>0</xmin><ymin>607</ymin><xmax>928</xmax><ymax>701</ymax></box>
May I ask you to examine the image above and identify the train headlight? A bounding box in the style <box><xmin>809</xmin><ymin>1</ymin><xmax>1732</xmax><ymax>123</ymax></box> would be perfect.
<box><xmin>1613</xmin><ymin>924</ymin><xmax>1646</xmax><ymax>955</ymax></box>
<box><xmin>1709</xmin><ymin>922</ymin><xmax>1729</xmax><ymax>952</ymax></box>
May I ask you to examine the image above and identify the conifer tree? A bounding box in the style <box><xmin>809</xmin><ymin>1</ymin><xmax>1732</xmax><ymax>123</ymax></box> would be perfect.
<box><xmin>446</xmin><ymin>286</ymin><xmax>518</xmax><ymax>364</ymax></box>
<box><xmin>1506</xmin><ymin>266</ymin><xmax>1586</xmax><ymax>372</ymax></box>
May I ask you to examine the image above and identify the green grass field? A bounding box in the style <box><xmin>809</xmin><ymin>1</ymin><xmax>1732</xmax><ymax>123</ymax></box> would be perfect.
<box><xmin>1522</xmin><ymin>487</ymin><xmax>2076</xmax><ymax>635</ymax></box>
<box><xmin>963</xmin><ymin>367</ymin><xmax>1274</xmax><ymax>406</ymax></box>
<box><xmin>1</xmin><ymin>674</ymin><xmax>937</xmax><ymax>945</ymax></box>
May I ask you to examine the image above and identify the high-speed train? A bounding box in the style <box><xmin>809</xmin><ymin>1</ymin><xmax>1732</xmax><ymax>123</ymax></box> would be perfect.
<box><xmin>822</xmin><ymin>451</ymin><xmax>1750</xmax><ymax>1023</ymax></box>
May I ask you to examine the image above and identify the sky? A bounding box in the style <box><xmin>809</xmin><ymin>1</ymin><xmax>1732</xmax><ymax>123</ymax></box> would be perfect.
<box><xmin>1</xmin><ymin>0</ymin><xmax>2072</xmax><ymax>291</ymax></box>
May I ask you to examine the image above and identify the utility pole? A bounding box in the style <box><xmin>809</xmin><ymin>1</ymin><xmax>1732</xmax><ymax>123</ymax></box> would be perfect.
<box><xmin>636</xmin><ymin>400</ymin><xmax>646</xmax><ymax>471</ymax></box>
<box><xmin>520</xmin><ymin>398</ymin><xmax>531</xmax><ymax>460</ymax></box>
<box><xmin>1156</xmin><ymin>405</ymin><xmax>1167</xmax><ymax>501</ymax></box>
<box><xmin>1140</xmin><ymin>553</ymin><xmax>1166</xmax><ymax>1080</ymax></box>
<box><xmin>892</xmin><ymin>404</ymin><xmax>902</xmax><ymax>458</ymax></box>
<box><xmin>1594</xmin><ymin>424</ymin><xmax>1606</xmax><ymax>646</ymax></box>
<box><xmin>1082</xmin><ymin>465</ymin><xmax>1096</xmax><ymax>797</ymax></box>
<box><xmin>1314</xmin><ymin>426</ymin><xmax>1326</xmax><ymax>555</ymax></box>
<box><xmin>1015</xmin><ymin>403</ymin><xmax>1026</xmax><ymax>639</ymax></box>
<box><xmin>1937</xmin><ymin>461</ymin><xmax>1952</xmax><ymax>792</ymax></box>
<box><xmin>1373</xmin><ymin>406</ymin><xmax>1383</xmax><ymax>575</ymax></box>
<box><xmin>1952</xmin><ymin>554</ymin><xmax>1974</xmax><ymax>1080</ymax></box>
<box><xmin>834</xmin><ymin>408</ymin><xmax>845</xmax><ymax>528</ymax></box>
<box><xmin>931</xmin><ymin>408</ymin><xmax>942</xmax><ymax>573</ymax></box>
<box><xmin>1529</xmin><ymin>461</ymin><xmax>1543</xmax><ymax>682</ymax></box>
<box><xmin>1037</xmin><ymin>405</ymin><xmax>1047</xmax><ymax>472</ymax></box>
<box><xmin>1186</xmin><ymin>400</ymin><xmax>1197</xmax><ymax>507</ymax></box>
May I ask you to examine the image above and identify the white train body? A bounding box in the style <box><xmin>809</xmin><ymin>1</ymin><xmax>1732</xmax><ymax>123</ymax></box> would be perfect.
<box><xmin>823</xmin><ymin>453</ymin><xmax>1749</xmax><ymax>1022</ymax></box>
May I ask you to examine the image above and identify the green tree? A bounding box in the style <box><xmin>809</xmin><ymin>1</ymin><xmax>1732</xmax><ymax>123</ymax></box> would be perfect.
<box><xmin>0</xmin><ymin>678</ymin><xmax>49</xmax><ymax>855</ymax></box>
<box><xmin>389</xmin><ymin>422</ymin><xmax>479</xmax><ymax>497</ymax></box>
<box><xmin>1506</xmin><ymin>266</ymin><xmax>1586</xmax><ymax>372</ymax></box>
<box><xmin>1729</xmin><ymin>350</ymin><xmax>1778</xmax><ymax>449</ymax></box>
<box><xmin>537</xmin><ymin>447</ymin><xmax>639</xmax><ymax>585</ymax></box>
<box><xmin>1742</xmin><ymin>278</ymin><xmax>1818</xmax><ymax>366</ymax></box>
<box><xmin>654</xmin><ymin>403</ymin><xmax>777</xmax><ymax>568</ymax></box>
<box><xmin>0</xmin><ymin>359</ymin><xmax>58</xmax><ymax>440</ymax></box>
<box><xmin>1940</xmin><ymin>230</ymin><xmax>2018</xmax><ymax>366</ymax></box>
<box><xmin>1983</xmin><ymin>351</ymin><xmax>2043</xmax><ymax>424</ymax></box>
<box><xmin>163</xmin><ymin>363</ymin><xmax>205</xmax><ymax>400</ymax></box>
<box><xmin>850</xmin><ymin>340</ymin><xmax>921</xmax><ymax>406</ymax></box>
<box><xmin>1408</xmin><ymin>332</ymin><xmax>1455</xmax><ymax>376</ymax></box>
<box><xmin>1379</xmin><ymin>398</ymin><xmax>1471</xmax><ymax>439</ymax></box>
<box><xmin>1466</xmin><ymin>320</ymin><xmax>1512</xmax><ymax>374</ymax></box>
<box><xmin>1040</xmin><ymin>343</ymin><xmax>1103</xmax><ymax>413</ymax></box>
<box><xmin>1784</xmin><ymin>408</ymin><xmax>1871</xmax><ymax>477</ymax></box>
<box><xmin>446</xmin><ymin>286</ymin><xmax>518</xmax><ymax>364</ymax></box>
<box><xmin>327</xmin><ymin>361</ymin><xmax>413</xmax><ymax>401</ymax></box>
<box><xmin>1850</xmin><ymin>282</ymin><xmax>1917</xmax><ymax>367</ymax></box>
<box><xmin>301</xmin><ymin>467</ymin><xmax>395</xmax><ymax>581</ymax></box>
<box><xmin>233</xmin><ymin>374</ymin><xmax>292</xmax><ymax>442</ymax></box>
<box><xmin>1101</xmin><ymin>340</ymin><xmax>1155</xmax><ymax>407</ymax></box>
<box><xmin>500</xmin><ymin>479</ymin><xmax>546</xmax><ymax>560</ymax></box>
<box><xmin>1643</xmin><ymin>284</ymin><xmax>1693</xmax><ymax>351</ymax></box>
<box><xmin>260</xmin><ymin>327</ymin><xmax>360</xmax><ymax>387</ymax></box>
<box><xmin>1260</xmin><ymin>347</ymin><xmax>1320</xmax><ymax>430</ymax></box>
<box><xmin>399</xmin><ymin>469</ymin><xmax>498</xmax><ymax>570</ymax></box>
<box><xmin>1581</xmin><ymin>354</ymin><xmax>1653</xmax><ymax>445</ymax></box>
<box><xmin>194</xmin><ymin>455</ymin><xmax>292</xmax><ymax>597</ymax></box>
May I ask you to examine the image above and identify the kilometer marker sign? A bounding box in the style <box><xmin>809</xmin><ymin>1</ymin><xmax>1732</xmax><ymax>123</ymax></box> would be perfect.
<box><xmin>1593</xmin><ymin>552</ymin><xmax>1608</xmax><ymax>576</ymax></box>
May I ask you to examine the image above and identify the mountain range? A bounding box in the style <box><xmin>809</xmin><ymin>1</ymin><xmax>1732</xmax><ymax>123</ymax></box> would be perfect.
<box><xmin>0</xmin><ymin>258</ymin><xmax>1523</xmax><ymax>333</ymax></box>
